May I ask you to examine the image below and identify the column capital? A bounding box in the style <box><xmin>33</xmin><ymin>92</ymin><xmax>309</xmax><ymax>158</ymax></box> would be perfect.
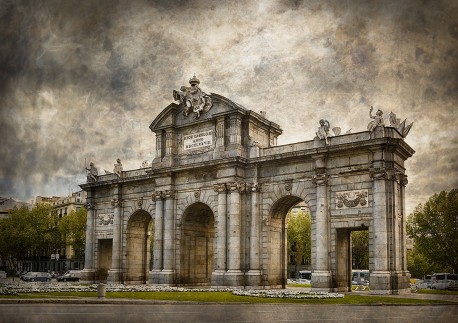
<box><xmin>110</xmin><ymin>199</ymin><xmax>123</xmax><ymax>207</ymax></box>
<box><xmin>165</xmin><ymin>190</ymin><xmax>176</xmax><ymax>199</ymax></box>
<box><xmin>369</xmin><ymin>166</ymin><xmax>387</xmax><ymax>180</ymax></box>
<box><xmin>312</xmin><ymin>174</ymin><xmax>328</xmax><ymax>186</ymax></box>
<box><xmin>84</xmin><ymin>202</ymin><xmax>95</xmax><ymax>209</ymax></box>
<box><xmin>312</xmin><ymin>168</ymin><xmax>328</xmax><ymax>186</ymax></box>
<box><xmin>213</xmin><ymin>183</ymin><xmax>227</xmax><ymax>193</ymax></box>
<box><xmin>152</xmin><ymin>191</ymin><xmax>164</xmax><ymax>201</ymax></box>
<box><xmin>229</xmin><ymin>182</ymin><xmax>246</xmax><ymax>193</ymax></box>
<box><xmin>399</xmin><ymin>173</ymin><xmax>409</xmax><ymax>186</ymax></box>
<box><xmin>248</xmin><ymin>182</ymin><xmax>261</xmax><ymax>193</ymax></box>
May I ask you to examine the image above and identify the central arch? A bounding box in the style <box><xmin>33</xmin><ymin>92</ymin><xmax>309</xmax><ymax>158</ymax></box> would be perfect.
<box><xmin>180</xmin><ymin>202</ymin><xmax>215</xmax><ymax>285</ymax></box>
<box><xmin>269</xmin><ymin>195</ymin><xmax>305</xmax><ymax>288</ymax></box>
<box><xmin>126</xmin><ymin>210</ymin><xmax>153</xmax><ymax>284</ymax></box>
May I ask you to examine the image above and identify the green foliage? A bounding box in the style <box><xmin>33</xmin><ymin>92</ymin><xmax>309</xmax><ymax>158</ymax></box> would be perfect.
<box><xmin>0</xmin><ymin>204</ymin><xmax>62</xmax><ymax>275</ymax></box>
<box><xmin>351</xmin><ymin>230</ymin><xmax>369</xmax><ymax>269</ymax></box>
<box><xmin>407</xmin><ymin>189</ymin><xmax>458</xmax><ymax>274</ymax></box>
<box><xmin>59</xmin><ymin>208</ymin><xmax>87</xmax><ymax>258</ymax></box>
<box><xmin>287</xmin><ymin>210</ymin><xmax>311</xmax><ymax>267</ymax></box>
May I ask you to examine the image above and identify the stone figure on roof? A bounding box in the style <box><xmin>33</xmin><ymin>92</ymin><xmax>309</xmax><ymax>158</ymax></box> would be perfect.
<box><xmin>367</xmin><ymin>106</ymin><xmax>384</xmax><ymax>132</ymax></box>
<box><xmin>173</xmin><ymin>75</ymin><xmax>213</xmax><ymax>120</ymax></box>
<box><xmin>316</xmin><ymin>119</ymin><xmax>332</xmax><ymax>144</ymax></box>
<box><xmin>113</xmin><ymin>158</ymin><xmax>123</xmax><ymax>177</ymax></box>
<box><xmin>86</xmin><ymin>162</ymin><xmax>98</xmax><ymax>183</ymax></box>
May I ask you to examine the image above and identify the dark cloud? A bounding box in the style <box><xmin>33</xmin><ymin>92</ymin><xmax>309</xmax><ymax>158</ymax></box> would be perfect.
<box><xmin>0</xmin><ymin>0</ymin><xmax>457</xmax><ymax>213</ymax></box>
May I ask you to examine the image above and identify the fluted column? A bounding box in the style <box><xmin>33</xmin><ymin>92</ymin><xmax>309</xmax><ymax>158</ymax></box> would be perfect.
<box><xmin>152</xmin><ymin>191</ymin><xmax>164</xmax><ymax>271</ymax></box>
<box><xmin>211</xmin><ymin>183</ymin><xmax>227</xmax><ymax>287</ymax></box>
<box><xmin>214</xmin><ymin>183</ymin><xmax>227</xmax><ymax>272</ymax></box>
<box><xmin>83</xmin><ymin>202</ymin><xmax>95</xmax><ymax>270</ymax></box>
<box><xmin>163</xmin><ymin>190</ymin><xmax>175</xmax><ymax>275</ymax></box>
<box><xmin>225</xmin><ymin>182</ymin><xmax>244</xmax><ymax>286</ymax></box>
<box><xmin>247</xmin><ymin>183</ymin><xmax>262</xmax><ymax>286</ymax></box>
<box><xmin>155</xmin><ymin>132</ymin><xmax>162</xmax><ymax>159</ymax></box>
<box><xmin>108</xmin><ymin>197</ymin><xmax>122</xmax><ymax>282</ymax></box>
<box><xmin>311</xmin><ymin>155</ymin><xmax>332</xmax><ymax>291</ymax></box>
<box><xmin>80</xmin><ymin>193</ymin><xmax>95</xmax><ymax>282</ymax></box>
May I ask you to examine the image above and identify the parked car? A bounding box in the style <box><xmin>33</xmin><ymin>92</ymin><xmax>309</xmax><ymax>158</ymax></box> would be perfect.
<box><xmin>21</xmin><ymin>272</ymin><xmax>51</xmax><ymax>282</ymax></box>
<box><xmin>56</xmin><ymin>272</ymin><xmax>80</xmax><ymax>282</ymax></box>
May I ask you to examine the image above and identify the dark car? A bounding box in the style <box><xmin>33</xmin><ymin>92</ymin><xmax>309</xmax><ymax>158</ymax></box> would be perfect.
<box><xmin>56</xmin><ymin>272</ymin><xmax>80</xmax><ymax>282</ymax></box>
<box><xmin>21</xmin><ymin>272</ymin><xmax>51</xmax><ymax>282</ymax></box>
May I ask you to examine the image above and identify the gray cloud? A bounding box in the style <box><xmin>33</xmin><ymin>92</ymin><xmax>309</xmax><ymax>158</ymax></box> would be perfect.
<box><xmin>0</xmin><ymin>0</ymin><xmax>457</xmax><ymax>214</ymax></box>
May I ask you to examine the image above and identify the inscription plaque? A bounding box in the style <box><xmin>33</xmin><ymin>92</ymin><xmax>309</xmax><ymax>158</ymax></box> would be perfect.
<box><xmin>183</xmin><ymin>130</ymin><xmax>213</xmax><ymax>150</ymax></box>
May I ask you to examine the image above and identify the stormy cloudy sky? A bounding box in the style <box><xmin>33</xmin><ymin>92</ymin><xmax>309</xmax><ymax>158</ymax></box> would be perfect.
<box><xmin>0</xmin><ymin>0</ymin><xmax>457</xmax><ymax>213</ymax></box>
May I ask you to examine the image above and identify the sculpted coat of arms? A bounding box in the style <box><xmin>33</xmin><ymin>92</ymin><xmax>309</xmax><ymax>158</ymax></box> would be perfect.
<box><xmin>173</xmin><ymin>75</ymin><xmax>213</xmax><ymax>119</ymax></box>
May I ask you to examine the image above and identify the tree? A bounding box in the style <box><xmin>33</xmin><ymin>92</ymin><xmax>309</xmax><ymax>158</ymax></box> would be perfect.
<box><xmin>287</xmin><ymin>211</ymin><xmax>311</xmax><ymax>271</ymax></box>
<box><xmin>59</xmin><ymin>207</ymin><xmax>87</xmax><ymax>259</ymax></box>
<box><xmin>407</xmin><ymin>189</ymin><xmax>458</xmax><ymax>274</ymax></box>
<box><xmin>351</xmin><ymin>230</ymin><xmax>369</xmax><ymax>269</ymax></box>
<box><xmin>0</xmin><ymin>204</ymin><xmax>61</xmax><ymax>278</ymax></box>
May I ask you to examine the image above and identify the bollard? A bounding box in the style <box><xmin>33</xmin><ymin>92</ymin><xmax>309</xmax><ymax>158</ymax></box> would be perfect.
<box><xmin>97</xmin><ymin>283</ymin><xmax>107</xmax><ymax>299</ymax></box>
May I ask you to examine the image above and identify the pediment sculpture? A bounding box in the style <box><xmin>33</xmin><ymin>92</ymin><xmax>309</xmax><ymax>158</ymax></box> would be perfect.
<box><xmin>173</xmin><ymin>75</ymin><xmax>213</xmax><ymax>120</ymax></box>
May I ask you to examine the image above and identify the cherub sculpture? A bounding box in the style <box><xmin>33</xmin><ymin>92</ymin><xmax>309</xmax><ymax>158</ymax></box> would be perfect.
<box><xmin>173</xmin><ymin>75</ymin><xmax>213</xmax><ymax>120</ymax></box>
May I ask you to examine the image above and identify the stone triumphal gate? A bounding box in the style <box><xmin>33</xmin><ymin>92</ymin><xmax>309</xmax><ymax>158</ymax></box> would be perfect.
<box><xmin>80</xmin><ymin>76</ymin><xmax>414</xmax><ymax>294</ymax></box>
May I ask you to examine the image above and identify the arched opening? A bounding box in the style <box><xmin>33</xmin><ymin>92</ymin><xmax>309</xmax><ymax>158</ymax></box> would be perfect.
<box><xmin>269</xmin><ymin>195</ymin><xmax>308</xmax><ymax>288</ymax></box>
<box><xmin>335</xmin><ymin>227</ymin><xmax>370</xmax><ymax>292</ymax></box>
<box><xmin>180</xmin><ymin>202</ymin><xmax>215</xmax><ymax>285</ymax></box>
<box><xmin>287</xmin><ymin>201</ymin><xmax>312</xmax><ymax>283</ymax></box>
<box><xmin>126</xmin><ymin>210</ymin><xmax>153</xmax><ymax>284</ymax></box>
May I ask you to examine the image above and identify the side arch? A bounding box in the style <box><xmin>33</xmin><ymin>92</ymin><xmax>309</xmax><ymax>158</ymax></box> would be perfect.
<box><xmin>125</xmin><ymin>209</ymin><xmax>153</xmax><ymax>284</ymax></box>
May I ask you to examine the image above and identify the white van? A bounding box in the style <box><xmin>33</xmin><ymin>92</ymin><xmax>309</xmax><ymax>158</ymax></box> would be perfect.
<box><xmin>431</xmin><ymin>273</ymin><xmax>457</xmax><ymax>290</ymax></box>
<box><xmin>298</xmin><ymin>270</ymin><xmax>312</xmax><ymax>284</ymax></box>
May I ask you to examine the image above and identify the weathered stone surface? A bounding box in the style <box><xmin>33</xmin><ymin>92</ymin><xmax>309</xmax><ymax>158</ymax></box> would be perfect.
<box><xmin>80</xmin><ymin>83</ymin><xmax>414</xmax><ymax>294</ymax></box>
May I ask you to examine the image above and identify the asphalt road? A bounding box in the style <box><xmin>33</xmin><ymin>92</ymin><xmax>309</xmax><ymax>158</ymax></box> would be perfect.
<box><xmin>1</xmin><ymin>303</ymin><xmax>456</xmax><ymax>323</ymax></box>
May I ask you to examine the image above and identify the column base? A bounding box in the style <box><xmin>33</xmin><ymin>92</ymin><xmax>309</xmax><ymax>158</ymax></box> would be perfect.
<box><xmin>245</xmin><ymin>270</ymin><xmax>262</xmax><ymax>287</ymax></box>
<box><xmin>149</xmin><ymin>270</ymin><xmax>176</xmax><ymax>285</ymax></box>
<box><xmin>311</xmin><ymin>270</ymin><xmax>332</xmax><ymax>292</ymax></box>
<box><xmin>225</xmin><ymin>270</ymin><xmax>244</xmax><ymax>287</ymax></box>
<box><xmin>211</xmin><ymin>270</ymin><xmax>226</xmax><ymax>287</ymax></box>
<box><xmin>79</xmin><ymin>268</ymin><xmax>96</xmax><ymax>283</ymax></box>
<box><xmin>107</xmin><ymin>269</ymin><xmax>122</xmax><ymax>283</ymax></box>
<box><xmin>370</xmin><ymin>270</ymin><xmax>411</xmax><ymax>295</ymax></box>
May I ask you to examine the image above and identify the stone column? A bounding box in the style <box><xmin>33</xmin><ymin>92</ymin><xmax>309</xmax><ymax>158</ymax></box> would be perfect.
<box><xmin>162</xmin><ymin>190</ymin><xmax>176</xmax><ymax>284</ymax></box>
<box><xmin>108</xmin><ymin>197</ymin><xmax>122</xmax><ymax>282</ymax></box>
<box><xmin>155</xmin><ymin>132</ymin><xmax>162</xmax><ymax>159</ymax></box>
<box><xmin>311</xmin><ymin>156</ymin><xmax>332</xmax><ymax>291</ymax></box>
<box><xmin>369</xmin><ymin>159</ymin><xmax>391</xmax><ymax>294</ymax></box>
<box><xmin>229</xmin><ymin>115</ymin><xmax>242</xmax><ymax>146</ymax></box>
<box><xmin>247</xmin><ymin>183</ymin><xmax>262</xmax><ymax>287</ymax></box>
<box><xmin>226</xmin><ymin>182</ymin><xmax>244</xmax><ymax>286</ymax></box>
<box><xmin>81</xmin><ymin>192</ymin><xmax>95</xmax><ymax>282</ymax></box>
<box><xmin>164</xmin><ymin>129</ymin><xmax>174</xmax><ymax>156</ymax></box>
<box><xmin>150</xmin><ymin>191</ymin><xmax>164</xmax><ymax>283</ymax></box>
<box><xmin>211</xmin><ymin>183</ymin><xmax>227</xmax><ymax>287</ymax></box>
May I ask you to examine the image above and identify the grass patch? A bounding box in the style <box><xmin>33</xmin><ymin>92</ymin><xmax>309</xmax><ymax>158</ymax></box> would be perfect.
<box><xmin>287</xmin><ymin>283</ymin><xmax>311</xmax><ymax>288</ymax></box>
<box><xmin>417</xmin><ymin>289</ymin><xmax>458</xmax><ymax>295</ymax></box>
<box><xmin>0</xmin><ymin>291</ymin><xmax>450</xmax><ymax>304</ymax></box>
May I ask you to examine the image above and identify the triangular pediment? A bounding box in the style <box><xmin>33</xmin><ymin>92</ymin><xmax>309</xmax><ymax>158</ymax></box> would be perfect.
<box><xmin>149</xmin><ymin>93</ymin><xmax>248</xmax><ymax>132</ymax></box>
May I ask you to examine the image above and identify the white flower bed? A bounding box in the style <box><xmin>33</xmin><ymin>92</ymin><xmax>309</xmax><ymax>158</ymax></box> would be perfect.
<box><xmin>0</xmin><ymin>281</ymin><xmax>343</xmax><ymax>299</ymax></box>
